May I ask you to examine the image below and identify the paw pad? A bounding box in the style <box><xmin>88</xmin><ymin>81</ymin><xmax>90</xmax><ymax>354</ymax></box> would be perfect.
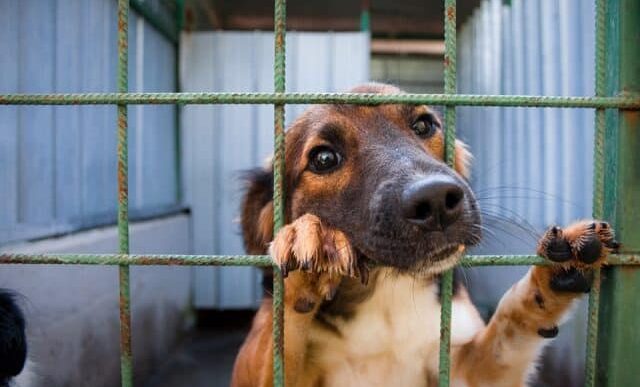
<box><xmin>575</xmin><ymin>236</ymin><xmax>602</xmax><ymax>264</ymax></box>
<box><xmin>538</xmin><ymin>220</ymin><xmax>618</xmax><ymax>294</ymax></box>
<box><xmin>549</xmin><ymin>267</ymin><xmax>592</xmax><ymax>293</ymax></box>
<box><xmin>537</xmin><ymin>220</ymin><xmax>619</xmax><ymax>266</ymax></box>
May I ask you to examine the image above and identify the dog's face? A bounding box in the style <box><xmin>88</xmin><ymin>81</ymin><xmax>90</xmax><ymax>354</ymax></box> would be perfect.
<box><xmin>242</xmin><ymin>83</ymin><xmax>481</xmax><ymax>273</ymax></box>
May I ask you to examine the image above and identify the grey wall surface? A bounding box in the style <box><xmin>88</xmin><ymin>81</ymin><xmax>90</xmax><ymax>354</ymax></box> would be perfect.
<box><xmin>458</xmin><ymin>1</ymin><xmax>596</xmax><ymax>386</ymax></box>
<box><xmin>1</xmin><ymin>215</ymin><xmax>192</xmax><ymax>387</ymax></box>
<box><xmin>371</xmin><ymin>55</ymin><xmax>444</xmax><ymax>93</ymax></box>
<box><xmin>0</xmin><ymin>2</ymin><xmax>191</xmax><ymax>385</ymax></box>
<box><xmin>458</xmin><ymin>0</ymin><xmax>595</xmax><ymax>229</ymax></box>
<box><xmin>0</xmin><ymin>0</ymin><xmax>179</xmax><ymax>246</ymax></box>
<box><xmin>180</xmin><ymin>31</ymin><xmax>370</xmax><ymax>309</ymax></box>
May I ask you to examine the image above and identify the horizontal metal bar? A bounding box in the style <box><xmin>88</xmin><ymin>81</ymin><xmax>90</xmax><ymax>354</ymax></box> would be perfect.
<box><xmin>461</xmin><ymin>255</ymin><xmax>640</xmax><ymax>266</ymax></box>
<box><xmin>0</xmin><ymin>253</ymin><xmax>272</xmax><ymax>266</ymax></box>
<box><xmin>0</xmin><ymin>253</ymin><xmax>637</xmax><ymax>266</ymax></box>
<box><xmin>0</xmin><ymin>93</ymin><xmax>638</xmax><ymax>108</ymax></box>
<box><xmin>462</xmin><ymin>255</ymin><xmax>548</xmax><ymax>266</ymax></box>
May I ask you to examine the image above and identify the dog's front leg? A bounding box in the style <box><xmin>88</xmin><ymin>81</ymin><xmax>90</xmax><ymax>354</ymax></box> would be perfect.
<box><xmin>233</xmin><ymin>214</ymin><xmax>360</xmax><ymax>387</ymax></box>
<box><xmin>452</xmin><ymin>220</ymin><xmax>618</xmax><ymax>387</ymax></box>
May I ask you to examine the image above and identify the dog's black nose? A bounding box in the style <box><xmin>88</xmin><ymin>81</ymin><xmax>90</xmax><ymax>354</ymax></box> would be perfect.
<box><xmin>401</xmin><ymin>176</ymin><xmax>465</xmax><ymax>230</ymax></box>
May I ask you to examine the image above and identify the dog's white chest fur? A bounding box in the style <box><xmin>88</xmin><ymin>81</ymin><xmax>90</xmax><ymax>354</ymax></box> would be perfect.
<box><xmin>309</xmin><ymin>270</ymin><xmax>483</xmax><ymax>387</ymax></box>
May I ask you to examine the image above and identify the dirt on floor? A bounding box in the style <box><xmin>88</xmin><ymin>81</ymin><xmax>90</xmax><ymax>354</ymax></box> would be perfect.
<box><xmin>144</xmin><ymin>330</ymin><xmax>248</xmax><ymax>387</ymax></box>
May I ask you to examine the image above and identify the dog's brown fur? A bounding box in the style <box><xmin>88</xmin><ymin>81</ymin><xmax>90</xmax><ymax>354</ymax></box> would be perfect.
<box><xmin>231</xmin><ymin>84</ymin><xmax>618</xmax><ymax>387</ymax></box>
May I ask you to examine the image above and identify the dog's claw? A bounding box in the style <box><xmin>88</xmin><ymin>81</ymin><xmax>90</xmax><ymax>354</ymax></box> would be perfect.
<box><xmin>606</xmin><ymin>240</ymin><xmax>621</xmax><ymax>251</ymax></box>
<box><xmin>279</xmin><ymin>264</ymin><xmax>289</xmax><ymax>278</ymax></box>
<box><xmin>358</xmin><ymin>260</ymin><xmax>370</xmax><ymax>286</ymax></box>
<box><xmin>325</xmin><ymin>284</ymin><xmax>339</xmax><ymax>301</ymax></box>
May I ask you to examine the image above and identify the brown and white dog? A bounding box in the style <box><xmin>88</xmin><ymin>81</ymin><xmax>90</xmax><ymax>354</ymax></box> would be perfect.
<box><xmin>231</xmin><ymin>83</ymin><xmax>618</xmax><ymax>387</ymax></box>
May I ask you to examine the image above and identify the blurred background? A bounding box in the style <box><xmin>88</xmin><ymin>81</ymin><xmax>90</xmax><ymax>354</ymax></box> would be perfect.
<box><xmin>0</xmin><ymin>0</ymin><xmax>596</xmax><ymax>386</ymax></box>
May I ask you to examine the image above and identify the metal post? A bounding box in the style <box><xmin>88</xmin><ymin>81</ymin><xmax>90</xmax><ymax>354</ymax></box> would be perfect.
<box><xmin>117</xmin><ymin>1</ymin><xmax>133</xmax><ymax>386</ymax></box>
<box><xmin>439</xmin><ymin>1</ymin><xmax>456</xmax><ymax>386</ymax></box>
<box><xmin>595</xmin><ymin>0</ymin><xmax>640</xmax><ymax>385</ymax></box>
<box><xmin>272</xmin><ymin>0</ymin><xmax>287</xmax><ymax>385</ymax></box>
<box><xmin>585</xmin><ymin>0</ymin><xmax>607</xmax><ymax>384</ymax></box>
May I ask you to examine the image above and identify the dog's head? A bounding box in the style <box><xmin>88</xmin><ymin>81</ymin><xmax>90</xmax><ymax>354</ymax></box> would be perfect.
<box><xmin>242</xmin><ymin>83</ymin><xmax>481</xmax><ymax>273</ymax></box>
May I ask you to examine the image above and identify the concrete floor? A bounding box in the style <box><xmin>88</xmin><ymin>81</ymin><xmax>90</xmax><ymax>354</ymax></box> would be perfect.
<box><xmin>143</xmin><ymin>318</ymin><xmax>577</xmax><ymax>387</ymax></box>
<box><xmin>144</xmin><ymin>330</ymin><xmax>247</xmax><ymax>387</ymax></box>
<box><xmin>142</xmin><ymin>329</ymin><xmax>574</xmax><ymax>387</ymax></box>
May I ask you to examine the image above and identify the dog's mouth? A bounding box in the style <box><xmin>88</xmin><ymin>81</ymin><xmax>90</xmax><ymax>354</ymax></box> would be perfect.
<box><xmin>409</xmin><ymin>243</ymin><xmax>466</xmax><ymax>275</ymax></box>
<box><xmin>424</xmin><ymin>243</ymin><xmax>466</xmax><ymax>263</ymax></box>
<box><xmin>353</xmin><ymin>242</ymin><xmax>466</xmax><ymax>282</ymax></box>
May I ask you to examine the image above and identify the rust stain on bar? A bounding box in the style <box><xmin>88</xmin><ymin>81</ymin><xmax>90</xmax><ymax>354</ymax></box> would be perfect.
<box><xmin>446</xmin><ymin>6</ymin><xmax>455</xmax><ymax>21</ymax></box>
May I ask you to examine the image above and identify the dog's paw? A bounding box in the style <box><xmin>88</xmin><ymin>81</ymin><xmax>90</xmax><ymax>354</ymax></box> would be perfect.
<box><xmin>537</xmin><ymin>220</ymin><xmax>619</xmax><ymax>293</ymax></box>
<box><xmin>270</xmin><ymin>214</ymin><xmax>367</xmax><ymax>301</ymax></box>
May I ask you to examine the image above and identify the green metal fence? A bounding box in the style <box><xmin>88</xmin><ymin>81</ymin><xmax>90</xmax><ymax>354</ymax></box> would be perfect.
<box><xmin>0</xmin><ymin>0</ymin><xmax>638</xmax><ymax>386</ymax></box>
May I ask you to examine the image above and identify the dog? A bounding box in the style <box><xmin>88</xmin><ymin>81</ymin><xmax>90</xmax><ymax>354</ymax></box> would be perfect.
<box><xmin>0</xmin><ymin>289</ymin><xmax>27</xmax><ymax>387</ymax></box>
<box><xmin>231</xmin><ymin>83</ymin><xmax>619</xmax><ymax>387</ymax></box>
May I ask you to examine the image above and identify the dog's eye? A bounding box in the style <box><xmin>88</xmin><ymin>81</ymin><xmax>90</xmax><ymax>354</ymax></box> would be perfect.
<box><xmin>411</xmin><ymin>115</ymin><xmax>438</xmax><ymax>138</ymax></box>
<box><xmin>308</xmin><ymin>146</ymin><xmax>342</xmax><ymax>173</ymax></box>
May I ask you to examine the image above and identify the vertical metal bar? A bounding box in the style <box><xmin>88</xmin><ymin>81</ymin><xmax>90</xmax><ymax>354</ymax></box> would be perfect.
<box><xmin>174</xmin><ymin>0</ymin><xmax>185</xmax><ymax>204</ymax></box>
<box><xmin>439</xmin><ymin>1</ymin><xmax>456</xmax><ymax>386</ymax></box>
<box><xmin>595</xmin><ymin>0</ymin><xmax>640</xmax><ymax>385</ymax></box>
<box><xmin>117</xmin><ymin>1</ymin><xmax>133</xmax><ymax>386</ymax></box>
<box><xmin>585</xmin><ymin>0</ymin><xmax>606</xmax><ymax>385</ymax></box>
<box><xmin>272</xmin><ymin>0</ymin><xmax>287</xmax><ymax>385</ymax></box>
<box><xmin>360</xmin><ymin>0</ymin><xmax>371</xmax><ymax>32</ymax></box>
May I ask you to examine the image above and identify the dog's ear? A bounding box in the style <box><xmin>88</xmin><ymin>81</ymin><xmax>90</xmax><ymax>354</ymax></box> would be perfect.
<box><xmin>241</xmin><ymin>167</ymin><xmax>275</xmax><ymax>254</ymax></box>
<box><xmin>454</xmin><ymin>139</ymin><xmax>473</xmax><ymax>179</ymax></box>
<box><xmin>0</xmin><ymin>290</ymin><xmax>27</xmax><ymax>384</ymax></box>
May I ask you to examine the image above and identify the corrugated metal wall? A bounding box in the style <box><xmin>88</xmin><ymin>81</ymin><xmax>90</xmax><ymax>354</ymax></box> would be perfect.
<box><xmin>458</xmin><ymin>1</ymin><xmax>595</xmax><ymax>385</ymax></box>
<box><xmin>0</xmin><ymin>0</ymin><xmax>178</xmax><ymax>246</ymax></box>
<box><xmin>180</xmin><ymin>31</ymin><xmax>369</xmax><ymax>308</ymax></box>
<box><xmin>458</xmin><ymin>0</ymin><xmax>595</xmax><ymax>230</ymax></box>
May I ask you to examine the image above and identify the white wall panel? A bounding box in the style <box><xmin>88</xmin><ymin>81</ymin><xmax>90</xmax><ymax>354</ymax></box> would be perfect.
<box><xmin>181</xmin><ymin>31</ymin><xmax>369</xmax><ymax>308</ymax></box>
<box><xmin>0</xmin><ymin>0</ymin><xmax>178</xmax><ymax>245</ymax></box>
<box><xmin>459</xmin><ymin>0</ymin><xmax>595</xmax><ymax>231</ymax></box>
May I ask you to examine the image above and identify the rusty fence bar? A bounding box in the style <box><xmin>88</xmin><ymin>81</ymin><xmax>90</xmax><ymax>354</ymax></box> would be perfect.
<box><xmin>0</xmin><ymin>92</ymin><xmax>638</xmax><ymax>108</ymax></box>
<box><xmin>1</xmin><ymin>253</ymin><xmax>638</xmax><ymax>267</ymax></box>
<box><xmin>272</xmin><ymin>0</ymin><xmax>287</xmax><ymax>384</ymax></box>
<box><xmin>116</xmin><ymin>0</ymin><xmax>133</xmax><ymax>386</ymax></box>
<box><xmin>585</xmin><ymin>0</ymin><xmax>607</xmax><ymax>385</ymax></box>
<box><xmin>438</xmin><ymin>0</ymin><xmax>457</xmax><ymax>386</ymax></box>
